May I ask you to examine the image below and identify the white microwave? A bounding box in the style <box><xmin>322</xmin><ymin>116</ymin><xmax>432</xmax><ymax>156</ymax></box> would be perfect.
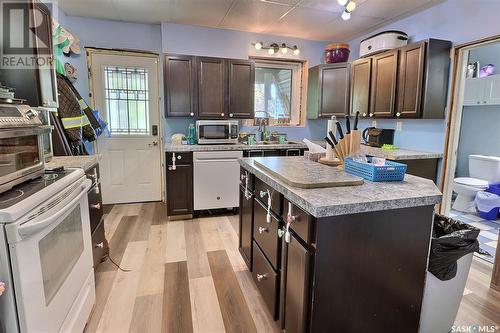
<box><xmin>196</xmin><ymin>120</ymin><xmax>239</xmax><ymax>144</ymax></box>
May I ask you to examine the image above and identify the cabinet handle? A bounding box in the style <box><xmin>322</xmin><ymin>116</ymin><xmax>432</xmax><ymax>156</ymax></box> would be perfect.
<box><xmin>95</xmin><ymin>242</ymin><xmax>104</xmax><ymax>248</ymax></box>
<box><xmin>221</xmin><ymin>113</ymin><xmax>225</xmax><ymax>117</ymax></box>
<box><xmin>369</xmin><ymin>113</ymin><xmax>374</xmax><ymax>117</ymax></box>
<box><xmin>277</xmin><ymin>228</ymin><xmax>285</xmax><ymax>238</ymax></box>
<box><xmin>190</xmin><ymin>112</ymin><xmax>194</xmax><ymax>116</ymax></box>
<box><xmin>90</xmin><ymin>203</ymin><xmax>101</xmax><ymax>209</ymax></box>
<box><xmin>256</xmin><ymin>273</ymin><xmax>268</xmax><ymax>282</ymax></box>
<box><xmin>258</xmin><ymin>226</ymin><xmax>268</xmax><ymax>234</ymax></box>
<box><xmin>229</xmin><ymin>113</ymin><xmax>233</xmax><ymax>117</ymax></box>
<box><xmin>362</xmin><ymin>113</ymin><xmax>367</xmax><ymax>117</ymax></box>
<box><xmin>396</xmin><ymin>112</ymin><xmax>401</xmax><ymax>117</ymax></box>
<box><xmin>259</xmin><ymin>190</ymin><xmax>267</xmax><ymax>198</ymax></box>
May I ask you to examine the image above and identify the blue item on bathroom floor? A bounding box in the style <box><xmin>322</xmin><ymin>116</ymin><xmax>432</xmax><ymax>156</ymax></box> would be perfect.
<box><xmin>475</xmin><ymin>191</ymin><xmax>500</xmax><ymax>220</ymax></box>
<box><xmin>487</xmin><ymin>183</ymin><xmax>500</xmax><ymax>196</ymax></box>
<box><xmin>344</xmin><ymin>157</ymin><xmax>407</xmax><ymax>182</ymax></box>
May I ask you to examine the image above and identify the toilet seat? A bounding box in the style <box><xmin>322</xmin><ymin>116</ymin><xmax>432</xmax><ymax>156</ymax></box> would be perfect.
<box><xmin>454</xmin><ymin>177</ymin><xmax>489</xmax><ymax>188</ymax></box>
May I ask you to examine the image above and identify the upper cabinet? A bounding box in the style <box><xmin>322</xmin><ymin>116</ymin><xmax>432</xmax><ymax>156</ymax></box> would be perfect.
<box><xmin>369</xmin><ymin>50</ymin><xmax>398</xmax><ymax>118</ymax></box>
<box><xmin>164</xmin><ymin>54</ymin><xmax>255</xmax><ymax>119</ymax></box>
<box><xmin>351</xmin><ymin>38</ymin><xmax>451</xmax><ymax>119</ymax></box>
<box><xmin>164</xmin><ymin>55</ymin><xmax>197</xmax><ymax>117</ymax></box>
<box><xmin>307</xmin><ymin>63</ymin><xmax>350</xmax><ymax>119</ymax></box>
<box><xmin>0</xmin><ymin>0</ymin><xmax>58</xmax><ymax>108</ymax></box>
<box><xmin>463</xmin><ymin>75</ymin><xmax>500</xmax><ymax>106</ymax></box>
<box><xmin>350</xmin><ymin>58</ymin><xmax>372</xmax><ymax>117</ymax></box>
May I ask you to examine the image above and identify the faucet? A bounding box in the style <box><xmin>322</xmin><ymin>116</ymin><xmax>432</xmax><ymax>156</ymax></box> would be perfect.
<box><xmin>257</xmin><ymin>118</ymin><xmax>268</xmax><ymax>142</ymax></box>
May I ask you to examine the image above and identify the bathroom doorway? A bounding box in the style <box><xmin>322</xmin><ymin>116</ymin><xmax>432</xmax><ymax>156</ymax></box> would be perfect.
<box><xmin>441</xmin><ymin>36</ymin><xmax>500</xmax><ymax>288</ymax></box>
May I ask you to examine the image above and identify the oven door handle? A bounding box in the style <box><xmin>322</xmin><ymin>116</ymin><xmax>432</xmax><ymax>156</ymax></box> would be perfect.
<box><xmin>17</xmin><ymin>179</ymin><xmax>91</xmax><ymax>238</ymax></box>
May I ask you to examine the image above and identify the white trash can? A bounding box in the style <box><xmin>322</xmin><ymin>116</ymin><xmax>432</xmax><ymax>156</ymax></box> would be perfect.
<box><xmin>419</xmin><ymin>253</ymin><xmax>474</xmax><ymax>333</ymax></box>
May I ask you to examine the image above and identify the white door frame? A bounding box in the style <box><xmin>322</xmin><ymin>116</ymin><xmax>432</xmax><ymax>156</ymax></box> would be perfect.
<box><xmin>439</xmin><ymin>36</ymin><xmax>500</xmax><ymax>216</ymax></box>
<box><xmin>86</xmin><ymin>48</ymin><xmax>165</xmax><ymax>202</ymax></box>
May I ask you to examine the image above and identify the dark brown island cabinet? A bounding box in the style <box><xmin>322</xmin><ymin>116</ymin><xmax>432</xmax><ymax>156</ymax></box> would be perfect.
<box><xmin>165</xmin><ymin>152</ymin><xmax>193</xmax><ymax>218</ymax></box>
<box><xmin>164</xmin><ymin>54</ymin><xmax>255</xmax><ymax>119</ymax></box>
<box><xmin>239</xmin><ymin>167</ymin><xmax>439</xmax><ymax>333</ymax></box>
<box><xmin>350</xmin><ymin>38</ymin><xmax>451</xmax><ymax>119</ymax></box>
<box><xmin>307</xmin><ymin>63</ymin><xmax>351</xmax><ymax>119</ymax></box>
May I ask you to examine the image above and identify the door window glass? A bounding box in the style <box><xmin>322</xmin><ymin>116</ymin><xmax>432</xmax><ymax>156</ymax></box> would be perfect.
<box><xmin>38</xmin><ymin>204</ymin><xmax>83</xmax><ymax>305</ymax></box>
<box><xmin>104</xmin><ymin>66</ymin><xmax>150</xmax><ymax>135</ymax></box>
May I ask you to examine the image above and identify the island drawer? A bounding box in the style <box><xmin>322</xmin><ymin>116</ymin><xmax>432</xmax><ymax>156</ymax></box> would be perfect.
<box><xmin>240</xmin><ymin>167</ymin><xmax>254</xmax><ymax>192</ymax></box>
<box><xmin>283</xmin><ymin>197</ymin><xmax>315</xmax><ymax>244</ymax></box>
<box><xmin>255</xmin><ymin>178</ymin><xmax>282</xmax><ymax>216</ymax></box>
<box><xmin>254</xmin><ymin>199</ymin><xmax>281</xmax><ymax>270</ymax></box>
<box><xmin>252</xmin><ymin>241</ymin><xmax>278</xmax><ymax>319</ymax></box>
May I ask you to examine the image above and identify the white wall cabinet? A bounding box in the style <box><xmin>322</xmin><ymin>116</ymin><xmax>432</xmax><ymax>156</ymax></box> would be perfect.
<box><xmin>463</xmin><ymin>75</ymin><xmax>500</xmax><ymax>106</ymax></box>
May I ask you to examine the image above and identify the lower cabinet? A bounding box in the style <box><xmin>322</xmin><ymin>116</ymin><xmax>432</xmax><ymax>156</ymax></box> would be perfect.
<box><xmin>252</xmin><ymin>241</ymin><xmax>279</xmax><ymax>319</ymax></box>
<box><xmin>281</xmin><ymin>233</ymin><xmax>311</xmax><ymax>333</ymax></box>
<box><xmin>166</xmin><ymin>152</ymin><xmax>193</xmax><ymax>216</ymax></box>
<box><xmin>239</xmin><ymin>185</ymin><xmax>253</xmax><ymax>270</ymax></box>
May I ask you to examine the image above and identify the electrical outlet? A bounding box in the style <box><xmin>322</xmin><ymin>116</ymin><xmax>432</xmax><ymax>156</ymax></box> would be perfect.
<box><xmin>396</xmin><ymin>121</ymin><xmax>403</xmax><ymax>131</ymax></box>
<box><xmin>371</xmin><ymin>120</ymin><xmax>377</xmax><ymax>128</ymax></box>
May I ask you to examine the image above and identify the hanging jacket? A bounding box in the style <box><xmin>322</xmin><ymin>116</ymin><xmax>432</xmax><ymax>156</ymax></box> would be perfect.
<box><xmin>56</xmin><ymin>73</ymin><xmax>98</xmax><ymax>143</ymax></box>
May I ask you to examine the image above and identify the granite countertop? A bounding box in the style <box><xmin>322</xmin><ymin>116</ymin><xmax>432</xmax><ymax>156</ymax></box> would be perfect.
<box><xmin>46</xmin><ymin>155</ymin><xmax>100</xmax><ymax>172</ymax></box>
<box><xmin>165</xmin><ymin>142</ymin><xmax>305</xmax><ymax>152</ymax></box>
<box><xmin>239</xmin><ymin>157</ymin><xmax>442</xmax><ymax>218</ymax></box>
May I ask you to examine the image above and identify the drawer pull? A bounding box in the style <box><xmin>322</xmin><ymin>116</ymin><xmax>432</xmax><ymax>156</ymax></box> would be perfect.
<box><xmin>258</xmin><ymin>226</ymin><xmax>268</xmax><ymax>234</ymax></box>
<box><xmin>95</xmin><ymin>242</ymin><xmax>104</xmax><ymax>248</ymax></box>
<box><xmin>277</xmin><ymin>228</ymin><xmax>285</xmax><ymax>238</ymax></box>
<box><xmin>90</xmin><ymin>203</ymin><xmax>101</xmax><ymax>209</ymax></box>
<box><xmin>256</xmin><ymin>273</ymin><xmax>268</xmax><ymax>282</ymax></box>
<box><xmin>259</xmin><ymin>190</ymin><xmax>267</xmax><ymax>198</ymax></box>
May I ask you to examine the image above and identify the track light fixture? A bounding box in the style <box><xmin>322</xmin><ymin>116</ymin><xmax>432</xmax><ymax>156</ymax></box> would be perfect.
<box><xmin>252</xmin><ymin>42</ymin><xmax>300</xmax><ymax>56</ymax></box>
<box><xmin>340</xmin><ymin>1</ymin><xmax>356</xmax><ymax>21</ymax></box>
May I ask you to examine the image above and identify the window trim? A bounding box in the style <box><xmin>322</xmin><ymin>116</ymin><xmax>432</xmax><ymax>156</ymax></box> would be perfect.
<box><xmin>249</xmin><ymin>57</ymin><xmax>308</xmax><ymax>127</ymax></box>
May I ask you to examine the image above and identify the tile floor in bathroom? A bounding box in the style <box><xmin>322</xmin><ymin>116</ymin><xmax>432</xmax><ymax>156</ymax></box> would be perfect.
<box><xmin>449</xmin><ymin>209</ymin><xmax>499</xmax><ymax>264</ymax></box>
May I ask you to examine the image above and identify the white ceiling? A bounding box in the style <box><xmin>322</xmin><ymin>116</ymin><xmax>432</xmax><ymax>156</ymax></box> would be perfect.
<box><xmin>57</xmin><ymin>0</ymin><xmax>445</xmax><ymax>41</ymax></box>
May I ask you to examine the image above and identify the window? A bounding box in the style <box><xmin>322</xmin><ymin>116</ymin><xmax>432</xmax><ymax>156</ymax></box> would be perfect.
<box><xmin>253</xmin><ymin>60</ymin><xmax>304</xmax><ymax>126</ymax></box>
<box><xmin>104</xmin><ymin>66</ymin><xmax>150</xmax><ymax>135</ymax></box>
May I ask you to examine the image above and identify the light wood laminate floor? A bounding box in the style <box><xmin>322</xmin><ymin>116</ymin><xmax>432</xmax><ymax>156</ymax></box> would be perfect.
<box><xmin>84</xmin><ymin>202</ymin><xmax>499</xmax><ymax>332</ymax></box>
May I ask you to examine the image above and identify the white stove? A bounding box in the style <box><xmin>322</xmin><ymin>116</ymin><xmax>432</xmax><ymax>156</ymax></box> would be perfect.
<box><xmin>0</xmin><ymin>168</ymin><xmax>95</xmax><ymax>333</ymax></box>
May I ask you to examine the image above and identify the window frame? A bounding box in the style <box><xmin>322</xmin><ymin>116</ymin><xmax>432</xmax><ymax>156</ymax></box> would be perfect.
<box><xmin>250</xmin><ymin>58</ymin><xmax>307</xmax><ymax>127</ymax></box>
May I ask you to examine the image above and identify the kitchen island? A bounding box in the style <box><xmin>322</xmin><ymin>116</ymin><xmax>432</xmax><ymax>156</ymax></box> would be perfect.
<box><xmin>238</xmin><ymin>157</ymin><xmax>442</xmax><ymax>333</ymax></box>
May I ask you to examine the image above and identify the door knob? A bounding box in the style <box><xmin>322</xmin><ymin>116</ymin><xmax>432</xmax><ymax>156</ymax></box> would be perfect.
<box><xmin>148</xmin><ymin>141</ymin><xmax>159</xmax><ymax>147</ymax></box>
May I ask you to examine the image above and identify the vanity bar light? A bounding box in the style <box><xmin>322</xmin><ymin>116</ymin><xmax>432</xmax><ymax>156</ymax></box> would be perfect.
<box><xmin>338</xmin><ymin>0</ymin><xmax>356</xmax><ymax>21</ymax></box>
<box><xmin>253</xmin><ymin>42</ymin><xmax>300</xmax><ymax>55</ymax></box>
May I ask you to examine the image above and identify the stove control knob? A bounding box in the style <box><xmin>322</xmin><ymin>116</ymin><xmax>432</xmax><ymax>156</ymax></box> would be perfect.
<box><xmin>25</xmin><ymin>110</ymin><xmax>36</xmax><ymax>119</ymax></box>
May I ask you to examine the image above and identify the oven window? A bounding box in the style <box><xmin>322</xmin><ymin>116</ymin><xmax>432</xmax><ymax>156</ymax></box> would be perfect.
<box><xmin>0</xmin><ymin>135</ymin><xmax>40</xmax><ymax>177</ymax></box>
<box><xmin>200</xmin><ymin>125</ymin><xmax>228</xmax><ymax>139</ymax></box>
<box><xmin>38</xmin><ymin>205</ymin><xmax>84</xmax><ymax>305</ymax></box>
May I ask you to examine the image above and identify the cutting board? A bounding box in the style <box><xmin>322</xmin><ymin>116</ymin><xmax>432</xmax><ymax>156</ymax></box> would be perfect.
<box><xmin>254</xmin><ymin>157</ymin><xmax>364</xmax><ymax>189</ymax></box>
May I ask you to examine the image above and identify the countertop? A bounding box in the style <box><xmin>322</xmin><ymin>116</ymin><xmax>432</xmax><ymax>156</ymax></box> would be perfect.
<box><xmin>46</xmin><ymin>155</ymin><xmax>100</xmax><ymax>172</ymax></box>
<box><xmin>239</xmin><ymin>157</ymin><xmax>442</xmax><ymax>218</ymax></box>
<box><xmin>166</xmin><ymin>141</ymin><xmax>442</xmax><ymax>160</ymax></box>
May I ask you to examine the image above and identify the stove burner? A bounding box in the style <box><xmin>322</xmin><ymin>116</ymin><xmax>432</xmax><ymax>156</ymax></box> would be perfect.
<box><xmin>0</xmin><ymin>189</ymin><xmax>24</xmax><ymax>204</ymax></box>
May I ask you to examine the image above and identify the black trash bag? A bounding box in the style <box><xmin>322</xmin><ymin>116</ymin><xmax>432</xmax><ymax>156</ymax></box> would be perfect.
<box><xmin>428</xmin><ymin>214</ymin><xmax>480</xmax><ymax>281</ymax></box>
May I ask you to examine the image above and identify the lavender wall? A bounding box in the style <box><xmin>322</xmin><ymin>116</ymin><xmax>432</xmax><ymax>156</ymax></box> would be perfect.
<box><xmin>344</xmin><ymin>0</ymin><xmax>500</xmax><ymax>153</ymax></box>
<box><xmin>161</xmin><ymin>22</ymin><xmax>328</xmax><ymax>142</ymax></box>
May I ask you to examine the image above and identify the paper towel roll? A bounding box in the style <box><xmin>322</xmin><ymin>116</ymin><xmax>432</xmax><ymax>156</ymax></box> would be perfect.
<box><xmin>326</xmin><ymin>116</ymin><xmax>336</xmax><ymax>160</ymax></box>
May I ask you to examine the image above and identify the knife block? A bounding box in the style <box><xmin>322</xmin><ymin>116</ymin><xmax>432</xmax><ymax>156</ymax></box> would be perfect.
<box><xmin>350</xmin><ymin>130</ymin><xmax>361</xmax><ymax>156</ymax></box>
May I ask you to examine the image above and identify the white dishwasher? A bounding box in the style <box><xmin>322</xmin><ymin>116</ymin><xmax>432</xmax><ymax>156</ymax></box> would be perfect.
<box><xmin>193</xmin><ymin>150</ymin><xmax>243</xmax><ymax>210</ymax></box>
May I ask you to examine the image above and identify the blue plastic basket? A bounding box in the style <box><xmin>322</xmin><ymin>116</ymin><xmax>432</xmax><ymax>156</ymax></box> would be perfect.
<box><xmin>344</xmin><ymin>157</ymin><xmax>407</xmax><ymax>182</ymax></box>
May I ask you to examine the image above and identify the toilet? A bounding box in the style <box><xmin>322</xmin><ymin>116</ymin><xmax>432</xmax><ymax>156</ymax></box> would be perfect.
<box><xmin>453</xmin><ymin>155</ymin><xmax>500</xmax><ymax>212</ymax></box>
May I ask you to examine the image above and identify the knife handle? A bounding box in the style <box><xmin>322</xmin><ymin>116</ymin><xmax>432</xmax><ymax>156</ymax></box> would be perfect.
<box><xmin>354</xmin><ymin>111</ymin><xmax>360</xmax><ymax>130</ymax></box>
<box><xmin>336</xmin><ymin>122</ymin><xmax>344</xmax><ymax>139</ymax></box>
<box><xmin>328</xmin><ymin>131</ymin><xmax>338</xmax><ymax>145</ymax></box>
<box><xmin>345</xmin><ymin>115</ymin><xmax>351</xmax><ymax>134</ymax></box>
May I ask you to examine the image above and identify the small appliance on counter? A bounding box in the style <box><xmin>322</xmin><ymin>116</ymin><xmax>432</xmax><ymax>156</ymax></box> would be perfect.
<box><xmin>359</xmin><ymin>31</ymin><xmax>408</xmax><ymax>58</ymax></box>
<box><xmin>196</xmin><ymin>120</ymin><xmax>239</xmax><ymax>145</ymax></box>
<box><xmin>362</xmin><ymin>127</ymin><xmax>395</xmax><ymax>148</ymax></box>
<box><xmin>0</xmin><ymin>104</ymin><xmax>51</xmax><ymax>194</ymax></box>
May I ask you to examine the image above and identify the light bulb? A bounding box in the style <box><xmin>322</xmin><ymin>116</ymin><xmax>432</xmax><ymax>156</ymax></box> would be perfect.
<box><xmin>281</xmin><ymin>43</ymin><xmax>288</xmax><ymax>54</ymax></box>
<box><xmin>341</xmin><ymin>10</ymin><xmax>351</xmax><ymax>20</ymax></box>
<box><xmin>337</xmin><ymin>0</ymin><xmax>348</xmax><ymax>5</ymax></box>
<box><xmin>268</xmin><ymin>48</ymin><xmax>275</xmax><ymax>55</ymax></box>
<box><xmin>293</xmin><ymin>46</ymin><xmax>300</xmax><ymax>55</ymax></box>
<box><xmin>346</xmin><ymin>1</ymin><xmax>356</xmax><ymax>12</ymax></box>
<box><xmin>254</xmin><ymin>42</ymin><xmax>263</xmax><ymax>50</ymax></box>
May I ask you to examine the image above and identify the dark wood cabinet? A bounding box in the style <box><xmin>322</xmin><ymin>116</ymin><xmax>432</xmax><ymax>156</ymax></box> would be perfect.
<box><xmin>281</xmin><ymin>233</ymin><xmax>311</xmax><ymax>333</ymax></box>
<box><xmin>239</xmin><ymin>185</ymin><xmax>254</xmax><ymax>270</ymax></box>
<box><xmin>228</xmin><ymin>59</ymin><xmax>255</xmax><ymax>119</ymax></box>
<box><xmin>166</xmin><ymin>152</ymin><xmax>193</xmax><ymax>217</ymax></box>
<box><xmin>197</xmin><ymin>57</ymin><xmax>227</xmax><ymax>118</ymax></box>
<box><xmin>370</xmin><ymin>49</ymin><xmax>398</xmax><ymax>118</ymax></box>
<box><xmin>164</xmin><ymin>55</ymin><xmax>197</xmax><ymax>117</ymax></box>
<box><xmin>307</xmin><ymin>63</ymin><xmax>350</xmax><ymax>119</ymax></box>
<box><xmin>252</xmin><ymin>241</ymin><xmax>279</xmax><ymax>319</ymax></box>
<box><xmin>164</xmin><ymin>54</ymin><xmax>255</xmax><ymax>119</ymax></box>
<box><xmin>0</xmin><ymin>0</ymin><xmax>58</xmax><ymax>108</ymax></box>
<box><xmin>396</xmin><ymin>42</ymin><xmax>425</xmax><ymax>118</ymax></box>
<box><xmin>350</xmin><ymin>58</ymin><xmax>372</xmax><ymax>118</ymax></box>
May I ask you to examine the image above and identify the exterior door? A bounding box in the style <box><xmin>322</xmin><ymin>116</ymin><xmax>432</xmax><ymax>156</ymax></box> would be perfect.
<box><xmin>89</xmin><ymin>52</ymin><xmax>162</xmax><ymax>204</ymax></box>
